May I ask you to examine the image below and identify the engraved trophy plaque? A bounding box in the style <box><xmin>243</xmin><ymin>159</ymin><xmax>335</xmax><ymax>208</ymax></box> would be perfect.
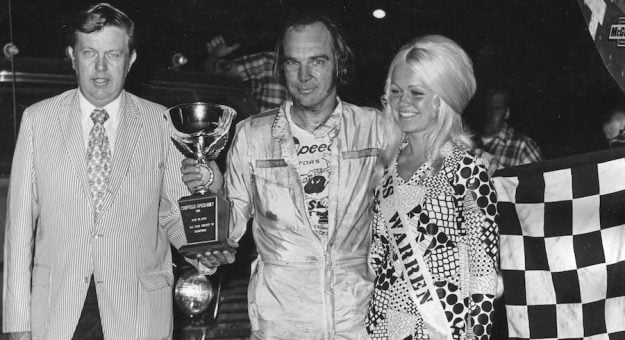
<box><xmin>165</xmin><ymin>102</ymin><xmax>237</xmax><ymax>257</ymax></box>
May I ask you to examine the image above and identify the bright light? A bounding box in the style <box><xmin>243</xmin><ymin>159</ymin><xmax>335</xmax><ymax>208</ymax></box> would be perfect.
<box><xmin>373</xmin><ymin>9</ymin><xmax>386</xmax><ymax>19</ymax></box>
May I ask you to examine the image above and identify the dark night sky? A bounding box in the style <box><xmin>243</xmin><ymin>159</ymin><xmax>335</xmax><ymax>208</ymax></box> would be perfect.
<box><xmin>2</xmin><ymin>0</ymin><xmax>623</xmax><ymax>159</ymax></box>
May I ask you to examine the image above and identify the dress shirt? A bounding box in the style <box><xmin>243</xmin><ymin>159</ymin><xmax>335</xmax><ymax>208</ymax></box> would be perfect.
<box><xmin>79</xmin><ymin>91</ymin><xmax>121</xmax><ymax>153</ymax></box>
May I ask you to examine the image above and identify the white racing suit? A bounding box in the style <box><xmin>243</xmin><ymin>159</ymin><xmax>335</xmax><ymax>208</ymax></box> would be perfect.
<box><xmin>225</xmin><ymin>99</ymin><xmax>395</xmax><ymax>339</ymax></box>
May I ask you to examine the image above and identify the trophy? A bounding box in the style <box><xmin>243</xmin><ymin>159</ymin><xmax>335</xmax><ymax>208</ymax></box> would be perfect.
<box><xmin>165</xmin><ymin>102</ymin><xmax>237</xmax><ymax>257</ymax></box>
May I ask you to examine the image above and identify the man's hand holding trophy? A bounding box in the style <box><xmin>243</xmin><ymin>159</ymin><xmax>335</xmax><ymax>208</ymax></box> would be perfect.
<box><xmin>165</xmin><ymin>102</ymin><xmax>239</xmax><ymax>266</ymax></box>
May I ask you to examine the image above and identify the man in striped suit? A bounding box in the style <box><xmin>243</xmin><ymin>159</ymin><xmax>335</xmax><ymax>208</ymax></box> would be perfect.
<box><xmin>2</xmin><ymin>3</ymin><xmax>199</xmax><ymax>339</ymax></box>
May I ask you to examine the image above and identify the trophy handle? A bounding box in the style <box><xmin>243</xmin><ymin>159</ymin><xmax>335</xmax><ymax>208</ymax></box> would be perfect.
<box><xmin>171</xmin><ymin>137</ymin><xmax>196</xmax><ymax>159</ymax></box>
<box><xmin>205</xmin><ymin>133</ymin><xmax>229</xmax><ymax>160</ymax></box>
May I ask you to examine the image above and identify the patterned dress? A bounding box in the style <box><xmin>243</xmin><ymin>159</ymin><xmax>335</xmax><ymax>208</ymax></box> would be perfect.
<box><xmin>366</xmin><ymin>141</ymin><xmax>499</xmax><ymax>340</ymax></box>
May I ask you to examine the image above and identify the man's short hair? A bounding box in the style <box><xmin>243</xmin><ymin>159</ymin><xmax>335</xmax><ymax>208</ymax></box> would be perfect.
<box><xmin>273</xmin><ymin>10</ymin><xmax>354</xmax><ymax>87</ymax></box>
<box><xmin>66</xmin><ymin>3</ymin><xmax>135</xmax><ymax>51</ymax></box>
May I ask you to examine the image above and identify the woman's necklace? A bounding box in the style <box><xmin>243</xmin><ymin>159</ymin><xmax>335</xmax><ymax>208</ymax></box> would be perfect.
<box><xmin>396</xmin><ymin>136</ymin><xmax>432</xmax><ymax>184</ymax></box>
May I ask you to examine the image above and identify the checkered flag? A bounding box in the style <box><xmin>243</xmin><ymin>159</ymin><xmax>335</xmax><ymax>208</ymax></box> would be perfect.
<box><xmin>492</xmin><ymin>147</ymin><xmax>625</xmax><ymax>339</ymax></box>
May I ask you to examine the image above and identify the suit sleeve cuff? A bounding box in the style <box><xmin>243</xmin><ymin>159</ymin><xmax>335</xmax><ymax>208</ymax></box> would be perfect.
<box><xmin>198</xmin><ymin>262</ymin><xmax>218</xmax><ymax>276</ymax></box>
<box><xmin>183</xmin><ymin>257</ymin><xmax>218</xmax><ymax>276</ymax></box>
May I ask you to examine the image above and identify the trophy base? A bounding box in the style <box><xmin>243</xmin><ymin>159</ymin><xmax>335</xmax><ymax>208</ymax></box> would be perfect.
<box><xmin>179</xmin><ymin>193</ymin><xmax>231</xmax><ymax>258</ymax></box>
<box><xmin>178</xmin><ymin>240</ymin><xmax>236</xmax><ymax>257</ymax></box>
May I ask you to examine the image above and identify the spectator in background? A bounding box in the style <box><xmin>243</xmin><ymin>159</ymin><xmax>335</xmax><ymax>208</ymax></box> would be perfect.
<box><xmin>474</xmin><ymin>86</ymin><xmax>544</xmax><ymax>168</ymax></box>
<box><xmin>601</xmin><ymin>102</ymin><xmax>625</xmax><ymax>148</ymax></box>
<box><xmin>204</xmin><ymin>35</ymin><xmax>286</xmax><ymax>113</ymax></box>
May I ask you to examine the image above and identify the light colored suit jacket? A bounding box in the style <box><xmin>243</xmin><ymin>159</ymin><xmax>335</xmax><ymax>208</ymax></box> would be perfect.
<box><xmin>3</xmin><ymin>89</ymin><xmax>188</xmax><ymax>340</ymax></box>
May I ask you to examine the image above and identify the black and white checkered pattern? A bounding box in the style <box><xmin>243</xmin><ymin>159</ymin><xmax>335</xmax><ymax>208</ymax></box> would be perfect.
<box><xmin>493</xmin><ymin>147</ymin><xmax>625</xmax><ymax>340</ymax></box>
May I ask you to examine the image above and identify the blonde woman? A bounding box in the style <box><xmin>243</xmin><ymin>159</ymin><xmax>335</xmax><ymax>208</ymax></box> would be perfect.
<box><xmin>365</xmin><ymin>35</ymin><xmax>499</xmax><ymax>340</ymax></box>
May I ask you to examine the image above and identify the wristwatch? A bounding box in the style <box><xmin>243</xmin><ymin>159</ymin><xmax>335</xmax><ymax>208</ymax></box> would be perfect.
<box><xmin>214</xmin><ymin>58</ymin><xmax>232</xmax><ymax>72</ymax></box>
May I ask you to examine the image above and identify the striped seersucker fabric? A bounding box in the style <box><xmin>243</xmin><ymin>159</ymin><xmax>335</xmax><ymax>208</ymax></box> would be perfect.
<box><xmin>3</xmin><ymin>89</ymin><xmax>189</xmax><ymax>340</ymax></box>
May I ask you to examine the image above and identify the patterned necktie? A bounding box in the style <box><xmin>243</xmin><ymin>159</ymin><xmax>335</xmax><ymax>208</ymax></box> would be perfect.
<box><xmin>87</xmin><ymin>108</ymin><xmax>111</xmax><ymax>215</ymax></box>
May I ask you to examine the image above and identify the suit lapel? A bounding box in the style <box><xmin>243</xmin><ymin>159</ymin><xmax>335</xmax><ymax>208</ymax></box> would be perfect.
<box><xmin>58</xmin><ymin>90</ymin><xmax>93</xmax><ymax>206</ymax></box>
<box><xmin>98</xmin><ymin>91</ymin><xmax>142</xmax><ymax>220</ymax></box>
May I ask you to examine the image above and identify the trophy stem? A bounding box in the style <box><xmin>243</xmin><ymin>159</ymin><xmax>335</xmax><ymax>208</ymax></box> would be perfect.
<box><xmin>195</xmin><ymin>137</ymin><xmax>206</xmax><ymax>164</ymax></box>
<box><xmin>195</xmin><ymin>137</ymin><xmax>211</xmax><ymax>195</ymax></box>
<box><xmin>195</xmin><ymin>186</ymin><xmax>209</xmax><ymax>196</ymax></box>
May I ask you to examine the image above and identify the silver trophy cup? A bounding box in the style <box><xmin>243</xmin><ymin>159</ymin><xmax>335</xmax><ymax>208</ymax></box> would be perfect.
<box><xmin>165</xmin><ymin>102</ymin><xmax>237</xmax><ymax>257</ymax></box>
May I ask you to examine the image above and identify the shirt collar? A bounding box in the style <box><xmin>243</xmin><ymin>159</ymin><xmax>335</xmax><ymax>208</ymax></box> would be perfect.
<box><xmin>272</xmin><ymin>98</ymin><xmax>342</xmax><ymax>140</ymax></box>
<box><xmin>78</xmin><ymin>90</ymin><xmax>122</xmax><ymax>127</ymax></box>
<box><xmin>484</xmin><ymin>122</ymin><xmax>512</xmax><ymax>146</ymax></box>
<box><xmin>497</xmin><ymin>122</ymin><xmax>513</xmax><ymax>140</ymax></box>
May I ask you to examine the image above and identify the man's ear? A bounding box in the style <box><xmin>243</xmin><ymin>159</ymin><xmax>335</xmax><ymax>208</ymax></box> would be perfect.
<box><xmin>128</xmin><ymin>50</ymin><xmax>137</xmax><ymax>71</ymax></box>
<box><xmin>504</xmin><ymin>108</ymin><xmax>511</xmax><ymax>120</ymax></box>
<box><xmin>67</xmin><ymin>46</ymin><xmax>76</xmax><ymax>70</ymax></box>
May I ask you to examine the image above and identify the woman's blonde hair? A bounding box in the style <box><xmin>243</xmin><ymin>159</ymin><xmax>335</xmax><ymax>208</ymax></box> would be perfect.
<box><xmin>383</xmin><ymin>35</ymin><xmax>476</xmax><ymax>170</ymax></box>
